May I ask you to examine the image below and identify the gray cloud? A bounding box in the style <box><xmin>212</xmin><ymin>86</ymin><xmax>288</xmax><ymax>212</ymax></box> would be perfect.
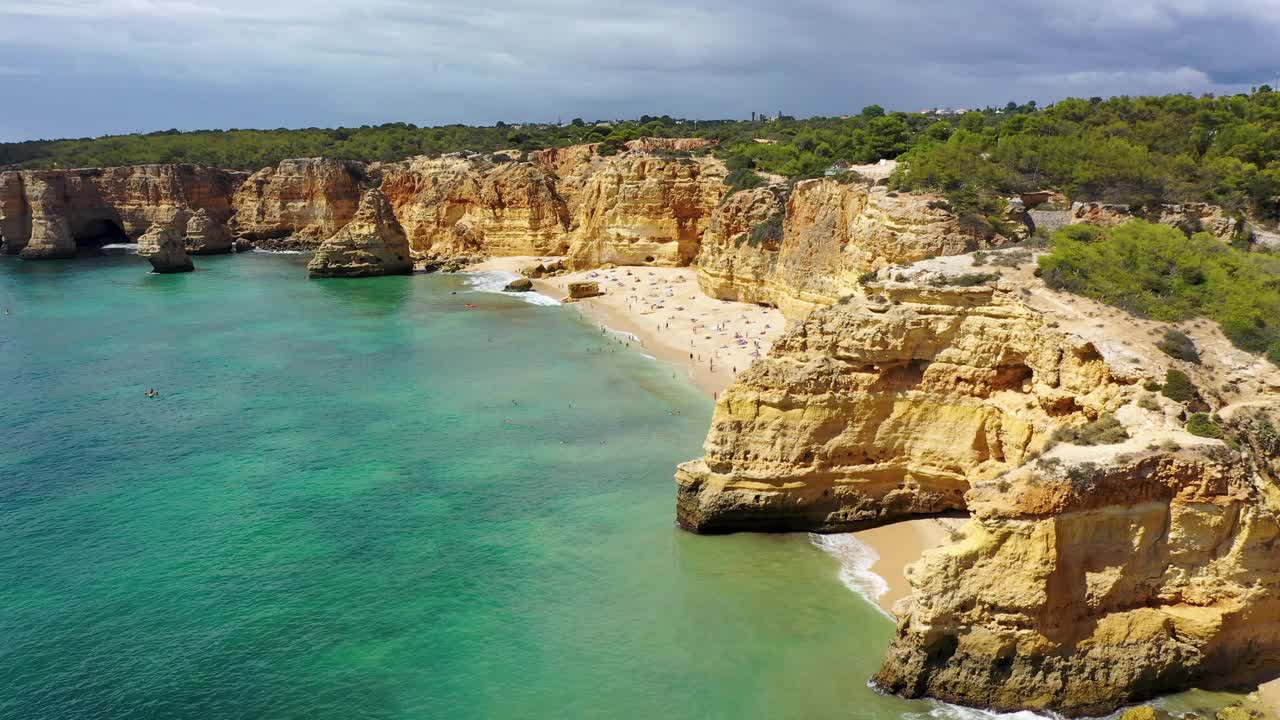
<box><xmin>1</xmin><ymin>0</ymin><xmax>1277</xmax><ymax>141</ymax></box>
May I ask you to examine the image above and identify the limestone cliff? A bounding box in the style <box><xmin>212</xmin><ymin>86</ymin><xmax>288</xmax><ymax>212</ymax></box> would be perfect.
<box><xmin>380</xmin><ymin>156</ymin><xmax>570</xmax><ymax>259</ymax></box>
<box><xmin>677</xmin><ymin>262</ymin><xmax>1280</xmax><ymax>715</ymax></box>
<box><xmin>561</xmin><ymin>154</ymin><xmax>726</xmax><ymax>268</ymax></box>
<box><xmin>695</xmin><ymin>179</ymin><xmax>1011</xmax><ymax>319</ymax></box>
<box><xmin>229</xmin><ymin>158</ymin><xmax>366</xmax><ymax>249</ymax></box>
<box><xmin>676</xmin><ymin>282</ymin><xmax>1125</xmax><ymax>533</ymax></box>
<box><xmin>307</xmin><ymin>189</ymin><xmax>412</xmax><ymax>278</ymax></box>
<box><xmin>875</xmin><ymin>433</ymin><xmax>1280</xmax><ymax>716</ymax></box>
<box><xmin>691</xmin><ymin>186</ymin><xmax>786</xmax><ymax>306</ymax></box>
<box><xmin>0</xmin><ymin>165</ymin><xmax>242</xmax><ymax>257</ymax></box>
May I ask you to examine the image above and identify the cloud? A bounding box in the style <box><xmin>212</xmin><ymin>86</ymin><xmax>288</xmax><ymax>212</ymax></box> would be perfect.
<box><xmin>0</xmin><ymin>0</ymin><xmax>1277</xmax><ymax>140</ymax></box>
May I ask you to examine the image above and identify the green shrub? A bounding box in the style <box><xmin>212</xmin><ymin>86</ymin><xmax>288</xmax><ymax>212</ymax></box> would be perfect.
<box><xmin>1049</xmin><ymin>414</ymin><xmax>1130</xmax><ymax>447</ymax></box>
<box><xmin>1137</xmin><ymin>394</ymin><xmax>1161</xmax><ymax>412</ymax></box>
<box><xmin>724</xmin><ymin>168</ymin><xmax>765</xmax><ymax>195</ymax></box>
<box><xmin>1039</xmin><ymin>221</ymin><xmax>1280</xmax><ymax>363</ymax></box>
<box><xmin>933</xmin><ymin>272</ymin><xmax>999</xmax><ymax>287</ymax></box>
<box><xmin>745</xmin><ymin>212</ymin><xmax>783</xmax><ymax>248</ymax></box>
<box><xmin>1161</xmin><ymin>368</ymin><xmax>1196</xmax><ymax>403</ymax></box>
<box><xmin>1156</xmin><ymin>329</ymin><xmax>1201</xmax><ymax>364</ymax></box>
<box><xmin>1186</xmin><ymin>413</ymin><xmax>1224</xmax><ymax>439</ymax></box>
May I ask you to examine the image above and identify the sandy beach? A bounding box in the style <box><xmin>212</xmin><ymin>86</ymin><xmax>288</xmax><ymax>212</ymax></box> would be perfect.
<box><xmin>471</xmin><ymin>257</ymin><xmax>787</xmax><ymax>395</ymax></box>
<box><xmin>468</xmin><ymin>256</ymin><xmax>963</xmax><ymax>617</ymax></box>
<box><xmin>855</xmin><ymin>517</ymin><xmax>961</xmax><ymax>614</ymax></box>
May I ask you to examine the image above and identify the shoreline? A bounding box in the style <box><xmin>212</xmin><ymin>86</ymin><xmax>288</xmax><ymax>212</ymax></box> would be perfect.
<box><xmin>470</xmin><ymin>257</ymin><xmax>787</xmax><ymax>396</ymax></box>
<box><xmin>468</xmin><ymin>256</ymin><xmax>955</xmax><ymax>618</ymax></box>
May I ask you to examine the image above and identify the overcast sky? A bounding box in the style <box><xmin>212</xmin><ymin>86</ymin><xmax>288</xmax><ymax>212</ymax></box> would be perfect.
<box><xmin>1</xmin><ymin>0</ymin><xmax>1278</xmax><ymax>141</ymax></box>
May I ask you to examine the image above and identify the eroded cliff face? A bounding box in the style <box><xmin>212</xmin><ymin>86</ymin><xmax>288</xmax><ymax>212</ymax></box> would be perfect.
<box><xmin>695</xmin><ymin>179</ymin><xmax>1011</xmax><ymax>319</ymax></box>
<box><xmin>307</xmin><ymin>188</ymin><xmax>412</xmax><ymax>278</ymax></box>
<box><xmin>675</xmin><ymin>282</ymin><xmax>1125</xmax><ymax>533</ymax></box>
<box><xmin>875</xmin><ymin>437</ymin><xmax>1280</xmax><ymax>716</ymax></box>
<box><xmin>691</xmin><ymin>186</ymin><xmax>786</xmax><ymax>306</ymax></box>
<box><xmin>229</xmin><ymin>158</ymin><xmax>366</xmax><ymax>248</ymax></box>
<box><xmin>560</xmin><ymin>154</ymin><xmax>727</xmax><ymax>268</ymax></box>
<box><xmin>677</xmin><ymin>260</ymin><xmax>1280</xmax><ymax>715</ymax></box>
<box><xmin>0</xmin><ymin>165</ymin><xmax>242</xmax><ymax>256</ymax></box>
<box><xmin>380</xmin><ymin>156</ymin><xmax>571</xmax><ymax>258</ymax></box>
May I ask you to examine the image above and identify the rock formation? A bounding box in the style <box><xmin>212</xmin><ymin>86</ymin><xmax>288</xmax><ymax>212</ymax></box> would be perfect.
<box><xmin>307</xmin><ymin>189</ymin><xmax>411</xmax><ymax>278</ymax></box>
<box><xmin>691</xmin><ymin>186</ymin><xmax>786</xmax><ymax>306</ymax></box>
<box><xmin>183</xmin><ymin>208</ymin><xmax>234</xmax><ymax>254</ymax></box>
<box><xmin>380</xmin><ymin>156</ymin><xmax>570</xmax><ymax>258</ymax></box>
<box><xmin>229</xmin><ymin>158</ymin><xmax>366</xmax><ymax>249</ymax></box>
<box><xmin>677</xmin><ymin>262</ymin><xmax>1280</xmax><ymax>715</ymax></box>
<box><xmin>1024</xmin><ymin>201</ymin><xmax>1246</xmax><ymax>243</ymax></box>
<box><xmin>138</xmin><ymin>224</ymin><xmax>194</xmax><ymax>273</ymax></box>
<box><xmin>561</xmin><ymin>154</ymin><xmax>726</xmax><ymax>268</ymax></box>
<box><xmin>695</xmin><ymin>179</ymin><xmax>1014</xmax><ymax>319</ymax></box>
<box><xmin>0</xmin><ymin>164</ymin><xmax>242</xmax><ymax>256</ymax></box>
<box><xmin>565</xmin><ymin>281</ymin><xmax>602</xmax><ymax>301</ymax></box>
<box><xmin>874</xmin><ymin>436</ymin><xmax>1280</xmax><ymax>716</ymax></box>
<box><xmin>503</xmin><ymin>277</ymin><xmax>533</xmax><ymax>292</ymax></box>
<box><xmin>676</xmin><ymin>281</ymin><xmax>1125</xmax><ymax>533</ymax></box>
<box><xmin>15</xmin><ymin>174</ymin><xmax>77</xmax><ymax>260</ymax></box>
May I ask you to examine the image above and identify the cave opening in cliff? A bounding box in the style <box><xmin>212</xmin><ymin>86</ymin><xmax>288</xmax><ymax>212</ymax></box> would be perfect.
<box><xmin>74</xmin><ymin>219</ymin><xmax>129</xmax><ymax>248</ymax></box>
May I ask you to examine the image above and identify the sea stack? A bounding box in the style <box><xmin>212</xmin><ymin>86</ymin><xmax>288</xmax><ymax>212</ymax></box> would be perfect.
<box><xmin>183</xmin><ymin>208</ymin><xmax>234</xmax><ymax>255</ymax></box>
<box><xmin>138</xmin><ymin>224</ymin><xmax>194</xmax><ymax>273</ymax></box>
<box><xmin>307</xmin><ymin>188</ymin><xmax>411</xmax><ymax>278</ymax></box>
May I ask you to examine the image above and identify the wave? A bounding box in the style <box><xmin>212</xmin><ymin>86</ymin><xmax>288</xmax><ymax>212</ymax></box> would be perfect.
<box><xmin>809</xmin><ymin>533</ymin><xmax>891</xmax><ymax>618</ymax></box>
<box><xmin>460</xmin><ymin>271</ymin><xmax>560</xmax><ymax>306</ymax></box>
<box><xmin>100</xmin><ymin>243</ymin><xmax>138</xmax><ymax>251</ymax></box>
<box><xmin>249</xmin><ymin>248</ymin><xmax>309</xmax><ymax>255</ymax></box>
<box><xmin>900</xmin><ymin>701</ymin><xmax>1054</xmax><ymax>720</ymax></box>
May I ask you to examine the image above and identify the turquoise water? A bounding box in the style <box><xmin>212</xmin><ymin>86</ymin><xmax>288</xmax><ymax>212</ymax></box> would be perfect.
<box><xmin>0</xmin><ymin>251</ymin><xmax>933</xmax><ymax>720</ymax></box>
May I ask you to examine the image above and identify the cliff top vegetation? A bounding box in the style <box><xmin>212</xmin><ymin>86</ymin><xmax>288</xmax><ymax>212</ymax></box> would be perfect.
<box><xmin>4</xmin><ymin>91</ymin><xmax>1280</xmax><ymax>220</ymax></box>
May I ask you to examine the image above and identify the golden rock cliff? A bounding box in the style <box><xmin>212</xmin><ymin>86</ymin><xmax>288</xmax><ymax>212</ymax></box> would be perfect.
<box><xmin>676</xmin><ymin>281</ymin><xmax>1124</xmax><ymax>533</ymax></box>
<box><xmin>875</xmin><ymin>433</ymin><xmax>1280</xmax><ymax>716</ymax></box>
<box><xmin>559</xmin><ymin>153</ymin><xmax>727</xmax><ymax>268</ymax></box>
<box><xmin>307</xmin><ymin>188</ymin><xmax>412</xmax><ymax>278</ymax></box>
<box><xmin>229</xmin><ymin>158</ymin><xmax>366</xmax><ymax>249</ymax></box>
<box><xmin>695</xmin><ymin>179</ymin><xmax>1009</xmax><ymax>319</ymax></box>
<box><xmin>0</xmin><ymin>165</ymin><xmax>243</xmax><ymax>257</ymax></box>
<box><xmin>677</xmin><ymin>263</ymin><xmax>1280</xmax><ymax>716</ymax></box>
<box><xmin>380</xmin><ymin>156</ymin><xmax>570</xmax><ymax>259</ymax></box>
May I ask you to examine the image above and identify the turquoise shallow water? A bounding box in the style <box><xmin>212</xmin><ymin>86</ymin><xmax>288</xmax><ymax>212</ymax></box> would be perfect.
<box><xmin>1</xmin><ymin>251</ymin><xmax>930</xmax><ymax>720</ymax></box>
<box><xmin>0</xmin><ymin>251</ymin><xmax>1252</xmax><ymax>720</ymax></box>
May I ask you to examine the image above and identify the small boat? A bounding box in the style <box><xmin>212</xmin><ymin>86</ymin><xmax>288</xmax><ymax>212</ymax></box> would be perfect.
<box><xmin>464</xmin><ymin>303</ymin><xmax>477</xmax><ymax>309</ymax></box>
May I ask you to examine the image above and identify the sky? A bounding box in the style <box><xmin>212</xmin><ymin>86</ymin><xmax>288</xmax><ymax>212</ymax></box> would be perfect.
<box><xmin>2</xmin><ymin>0</ymin><xmax>1279</xmax><ymax>141</ymax></box>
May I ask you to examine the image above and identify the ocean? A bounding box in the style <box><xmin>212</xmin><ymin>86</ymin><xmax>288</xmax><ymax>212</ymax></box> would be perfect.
<box><xmin>0</xmin><ymin>251</ymin><xmax>1233</xmax><ymax>719</ymax></box>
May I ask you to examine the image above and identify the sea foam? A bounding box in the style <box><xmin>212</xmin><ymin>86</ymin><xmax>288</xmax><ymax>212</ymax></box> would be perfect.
<box><xmin>461</xmin><ymin>271</ymin><xmax>560</xmax><ymax>306</ymax></box>
<box><xmin>809</xmin><ymin>532</ymin><xmax>892</xmax><ymax>617</ymax></box>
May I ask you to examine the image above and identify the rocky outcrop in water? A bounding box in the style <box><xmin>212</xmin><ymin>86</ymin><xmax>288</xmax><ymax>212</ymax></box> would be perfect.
<box><xmin>229</xmin><ymin>158</ymin><xmax>366</xmax><ymax>249</ymax></box>
<box><xmin>138</xmin><ymin>224</ymin><xmax>194</xmax><ymax>273</ymax></box>
<box><xmin>183</xmin><ymin>208</ymin><xmax>234</xmax><ymax>254</ymax></box>
<box><xmin>0</xmin><ymin>165</ymin><xmax>242</xmax><ymax>257</ymax></box>
<box><xmin>307</xmin><ymin>189</ymin><xmax>411</xmax><ymax>278</ymax></box>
